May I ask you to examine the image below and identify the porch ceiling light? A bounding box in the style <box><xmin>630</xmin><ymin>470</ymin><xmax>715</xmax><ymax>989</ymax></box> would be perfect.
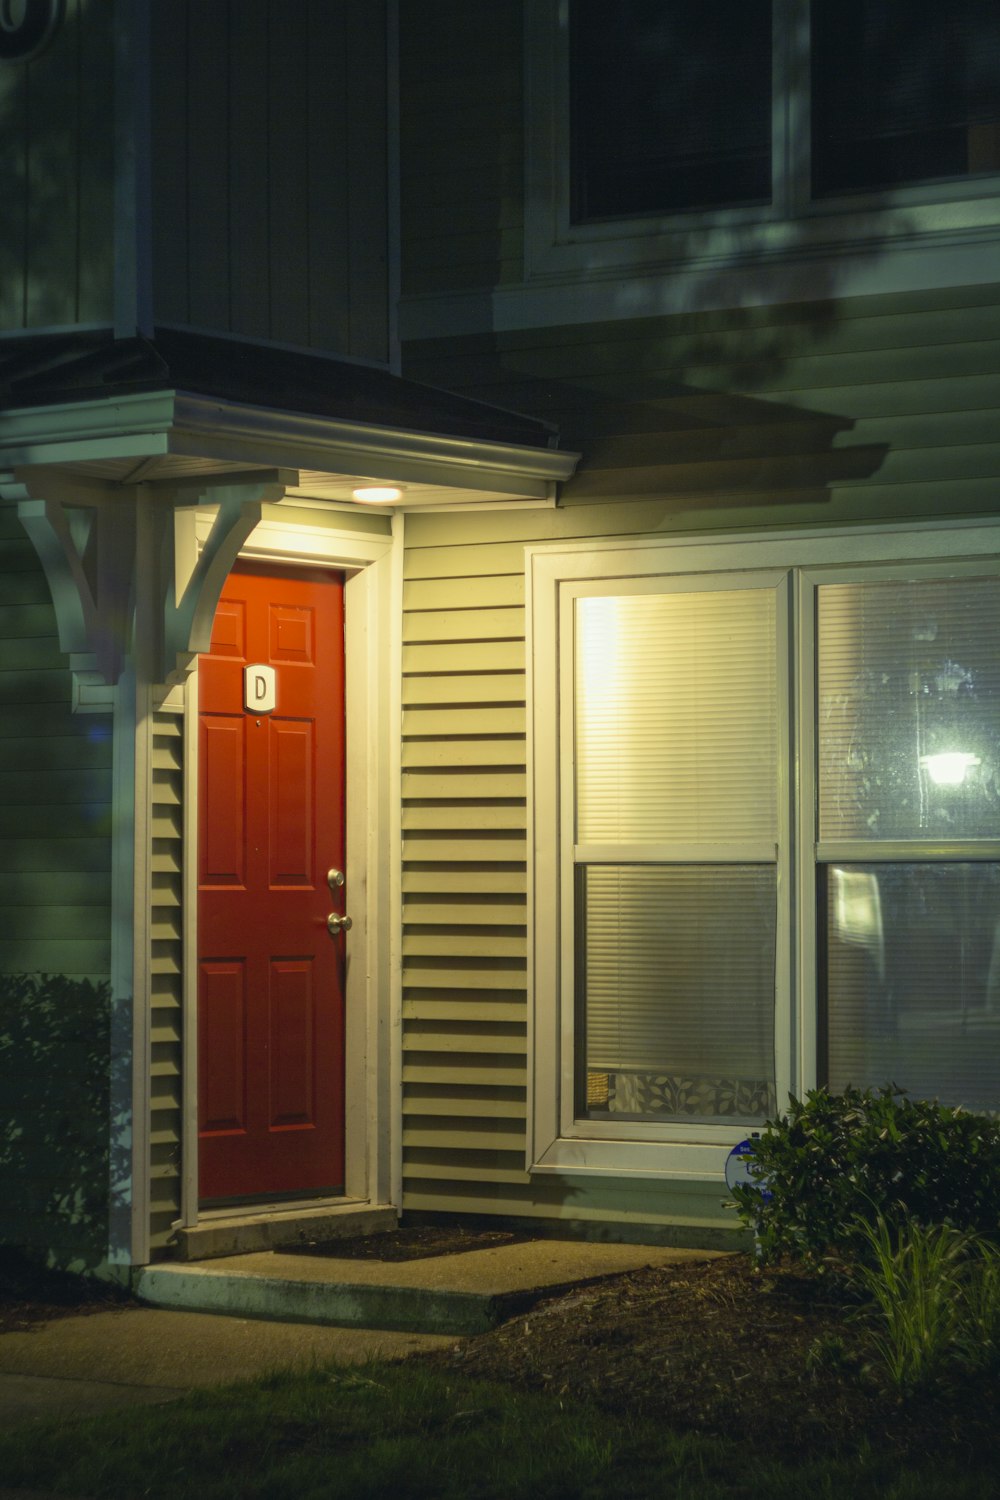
<box><xmin>920</xmin><ymin>751</ymin><xmax>981</xmax><ymax>786</ymax></box>
<box><xmin>352</xmin><ymin>485</ymin><xmax>404</xmax><ymax>504</ymax></box>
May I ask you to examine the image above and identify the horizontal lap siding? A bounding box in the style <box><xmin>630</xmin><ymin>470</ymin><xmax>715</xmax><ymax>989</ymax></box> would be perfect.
<box><xmin>401</xmin><ymin>554</ymin><xmax>530</xmax><ymax>1211</ymax></box>
<box><xmin>399</xmin><ymin>281</ymin><xmax>1000</xmax><ymax>1229</ymax></box>
<box><xmin>404</xmin><ymin>285</ymin><xmax>1000</xmax><ymax>532</ymax></box>
<box><xmin>149</xmin><ymin>711</ymin><xmax>184</xmax><ymax>1253</ymax></box>
<box><xmin>0</xmin><ymin>505</ymin><xmax>112</xmax><ymax>978</ymax></box>
<box><xmin>0</xmin><ymin>503</ymin><xmax>113</xmax><ymax>1264</ymax></box>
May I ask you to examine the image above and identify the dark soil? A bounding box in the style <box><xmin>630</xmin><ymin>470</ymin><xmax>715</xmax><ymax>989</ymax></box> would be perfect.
<box><xmin>0</xmin><ymin>1250</ymin><xmax>135</xmax><ymax>1335</ymax></box>
<box><xmin>412</xmin><ymin>1243</ymin><xmax>1000</xmax><ymax>1467</ymax></box>
<box><xmin>281</xmin><ymin>1224</ymin><xmax>534</xmax><ymax>1262</ymax></box>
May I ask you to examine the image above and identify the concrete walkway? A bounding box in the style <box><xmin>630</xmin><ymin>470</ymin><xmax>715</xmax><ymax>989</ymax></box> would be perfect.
<box><xmin>0</xmin><ymin>1238</ymin><xmax>711</xmax><ymax>1436</ymax></box>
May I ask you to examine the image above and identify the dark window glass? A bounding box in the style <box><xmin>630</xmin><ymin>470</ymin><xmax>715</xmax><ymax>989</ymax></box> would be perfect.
<box><xmin>812</xmin><ymin>0</ymin><xmax>1000</xmax><ymax>196</ymax></box>
<box><xmin>569</xmin><ymin>0</ymin><xmax>772</xmax><ymax>221</ymax></box>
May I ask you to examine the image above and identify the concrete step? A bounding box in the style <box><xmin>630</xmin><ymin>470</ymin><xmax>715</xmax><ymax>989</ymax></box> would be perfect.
<box><xmin>135</xmin><ymin>1240</ymin><xmax>716</xmax><ymax>1336</ymax></box>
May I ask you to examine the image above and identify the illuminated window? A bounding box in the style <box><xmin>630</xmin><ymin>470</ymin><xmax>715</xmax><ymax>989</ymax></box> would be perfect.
<box><xmin>528</xmin><ymin>527</ymin><xmax>1000</xmax><ymax>1180</ymax></box>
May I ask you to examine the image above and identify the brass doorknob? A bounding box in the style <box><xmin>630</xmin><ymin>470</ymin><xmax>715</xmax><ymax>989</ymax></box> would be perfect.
<box><xmin>327</xmin><ymin>912</ymin><xmax>353</xmax><ymax>935</ymax></box>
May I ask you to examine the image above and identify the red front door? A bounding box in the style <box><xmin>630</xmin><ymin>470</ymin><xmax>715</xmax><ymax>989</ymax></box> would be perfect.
<box><xmin>197</xmin><ymin>563</ymin><xmax>346</xmax><ymax>1202</ymax></box>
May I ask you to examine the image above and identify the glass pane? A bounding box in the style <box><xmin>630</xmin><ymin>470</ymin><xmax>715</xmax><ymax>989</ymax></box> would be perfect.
<box><xmin>576</xmin><ymin>588</ymin><xmax>777</xmax><ymax>844</ymax></box>
<box><xmin>812</xmin><ymin>0</ymin><xmax>1000</xmax><ymax>195</ymax></box>
<box><xmin>817</xmin><ymin>577</ymin><xmax>1000</xmax><ymax>841</ymax></box>
<box><xmin>822</xmin><ymin>864</ymin><xmax>1000</xmax><ymax>1113</ymax></box>
<box><xmin>580</xmin><ymin>865</ymin><xmax>776</xmax><ymax>1123</ymax></box>
<box><xmin>569</xmin><ymin>0</ymin><xmax>772</xmax><ymax>220</ymax></box>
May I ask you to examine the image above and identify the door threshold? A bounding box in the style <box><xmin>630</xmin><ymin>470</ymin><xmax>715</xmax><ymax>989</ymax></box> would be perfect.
<box><xmin>173</xmin><ymin>1201</ymin><xmax>398</xmax><ymax>1262</ymax></box>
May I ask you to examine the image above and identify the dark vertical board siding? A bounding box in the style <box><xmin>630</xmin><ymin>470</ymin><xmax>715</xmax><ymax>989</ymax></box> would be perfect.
<box><xmin>306</xmin><ymin>0</ymin><xmax>351</xmax><ymax>352</ymax></box>
<box><xmin>0</xmin><ymin>61</ymin><xmax>28</xmax><ymax>325</ymax></box>
<box><xmin>229</xmin><ymin>0</ymin><xmax>271</xmax><ymax>339</ymax></box>
<box><xmin>24</xmin><ymin>0</ymin><xmax>79</xmax><ymax>326</ymax></box>
<box><xmin>399</xmin><ymin>0</ymin><xmax>524</xmax><ymax>296</ymax></box>
<box><xmin>345</xmin><ymin>1</ymin><xmax>389</xmax><ymax>362</ymax></box>
<box><xmin>151</xmin><ymin>1</ymin><xmax>191</xmax><ymax>325</ymax></box>
<box><xmin>186</xmin><ymin>3</ymin><xmax>231</xmax><ymax>330</ymax></box>
<box><xmin>0</xmin><ymin>0</ymin><xmax>113</xmax><ymax>330</ymax></box>
<box><xmin>267</xmin><ymin>0</ymin><xmax>311</xmax><ymax>345</ymax></box>
<box><xmin>76</xmin><ymin>0</ymin><xmax>114</xmax><ymax>322</ymax></box>
<box><xmin>148</xmin><ymin>0</ymin><xmax>388</xmax><ymax>355</ymax></box>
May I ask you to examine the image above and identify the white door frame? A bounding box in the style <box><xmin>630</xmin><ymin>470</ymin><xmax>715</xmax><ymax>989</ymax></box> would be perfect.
<box><xmin>179</xmin><ymin>509</ymin><xmax>403</xmax><ymax>1227</ymax></box>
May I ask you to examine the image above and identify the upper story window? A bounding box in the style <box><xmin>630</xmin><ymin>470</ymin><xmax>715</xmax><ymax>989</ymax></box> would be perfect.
<box><xmin>527</xmin><ymin>0</ymin><xmax>1000</xmax><ymax>281</ymax></box>
<box><xmin>811</xmin><ymin>1</ymin><xmax>1000</xmax><ymax>197</ymax></box>
<box><xmin>570</xmin><ymin>1</ymin><xmax>773</xmax><ymax>220</ymax></box>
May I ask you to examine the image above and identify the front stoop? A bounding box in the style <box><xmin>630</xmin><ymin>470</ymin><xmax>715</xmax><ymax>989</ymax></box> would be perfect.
<box><xmin>172</xmin><ymin>1202</ymin><xmax>398</xmax><ymax>1261</ymax></box>
<box><xmin>134</xmin><ymin>1241</ymin><xmax>719</xmax><ymax>1337</ymax></box>
<box><xmin>134</xmin><ymin>1262</ymin><xmax>502</xmax><ymax>1336</ymax></box>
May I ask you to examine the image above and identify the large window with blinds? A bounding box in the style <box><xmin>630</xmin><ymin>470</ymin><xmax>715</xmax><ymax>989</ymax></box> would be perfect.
<box><xmin>528</xmin><ymin>527</ymin><xmax>1000</xmax><ymax>1180</ymax></box>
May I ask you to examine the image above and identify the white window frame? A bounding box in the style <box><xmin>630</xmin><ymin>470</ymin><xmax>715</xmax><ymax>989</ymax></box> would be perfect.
<box><xmin>524</xmin><ymin>0</ymin><xmax>1000</xmax><ymax>285</ymax></box>
<box><xmin>526</xmin><ymin>519</ymin><xmax>1000</xmax><ymax>1183</ymax></box>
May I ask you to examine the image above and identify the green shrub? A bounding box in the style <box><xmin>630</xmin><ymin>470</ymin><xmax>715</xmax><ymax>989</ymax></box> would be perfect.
<box><xmin>731</xmin><ymin>1085</ymin><xmax>1000</xmax><ymax>1267</ymax></box>
<box><xmin>0</xmin><ymin>973</ymin><xmax>112</xmax><ymax>1266</ymax></box>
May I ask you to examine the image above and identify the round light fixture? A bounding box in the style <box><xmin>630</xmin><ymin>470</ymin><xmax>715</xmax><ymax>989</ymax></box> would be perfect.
<box><xmin>919</xmin><ymin>751</ymin><xmax>981</xmax><ymax>787</ymax></box>
<box><xmin>352</xmin><ymin>485</ymin><xmax>404</xmax><ymax>504</ymax></box>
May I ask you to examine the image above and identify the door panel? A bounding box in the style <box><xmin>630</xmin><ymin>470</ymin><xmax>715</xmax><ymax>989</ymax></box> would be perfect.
<box><xmin>198</xmin><ymin>562</ymin><xmax>346</xmax><ymax>1201</ymax></box>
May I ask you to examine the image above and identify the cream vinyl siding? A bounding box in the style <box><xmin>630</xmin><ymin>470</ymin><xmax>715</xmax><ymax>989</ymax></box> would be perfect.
<box><xmin>149</xmin><ymin>708</ymin><xmax>184</xmax><ymax>1253</ymax></box>
<box><xmin>404</xmin><ymin>284</ymin><xmax>1000</xmax><ymax>529</ymax></box>
<box><xmin>401</xmin><ymin>554</ymin><xmax>530</xmax><ymax>1211</ymax></box>
<box><xmin>399</xmin><ymin>281</ymin><xmax>1000</xmax><ymax>1232</ymax></box>
<box><xmin>0</xmin><ymin>0</ymin><xmax>114</xmax><ymax>329</ymax></box>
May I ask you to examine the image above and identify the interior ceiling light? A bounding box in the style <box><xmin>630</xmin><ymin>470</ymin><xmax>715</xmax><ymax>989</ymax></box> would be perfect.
<box><xmin>352</xmin><ymin>485</ymin><xmax>404</xmax><ymax>504</ymax></box>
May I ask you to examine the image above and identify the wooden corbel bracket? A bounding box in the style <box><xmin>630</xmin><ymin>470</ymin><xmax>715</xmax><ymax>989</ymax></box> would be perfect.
<box><xmin>4</xmin><ymin>474</ymin><xmax>136</xmax><ymax>711</ymax></box>
<box><xmin>161</xmin><ymin>473</ymin><xmax>292</xmax><ymax>684</ymax></box>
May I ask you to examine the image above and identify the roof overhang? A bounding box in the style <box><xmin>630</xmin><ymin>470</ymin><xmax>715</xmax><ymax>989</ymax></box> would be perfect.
<box><xmin>0</xmin><ymin>387</ymin><xmax>578</xmax><ymax>510</ymax></box>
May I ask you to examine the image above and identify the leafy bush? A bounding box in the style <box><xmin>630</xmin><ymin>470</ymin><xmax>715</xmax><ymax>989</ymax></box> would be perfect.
<box><xmin>731</xmin><ymin>1085</ymin><xmax>1000</xmax><ymax>1267</ymax></box>
<box><xmin>0</xmin><ymin>973</ymin><xmax>112</xmax><ymax>1266</ymax></box>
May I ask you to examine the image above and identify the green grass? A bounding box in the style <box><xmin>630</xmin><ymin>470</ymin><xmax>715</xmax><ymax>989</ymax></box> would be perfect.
<box><xmin>0</xmin><ymin>1361</ymin><xmax>996</xmax><ymax>1500</ymax></box>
